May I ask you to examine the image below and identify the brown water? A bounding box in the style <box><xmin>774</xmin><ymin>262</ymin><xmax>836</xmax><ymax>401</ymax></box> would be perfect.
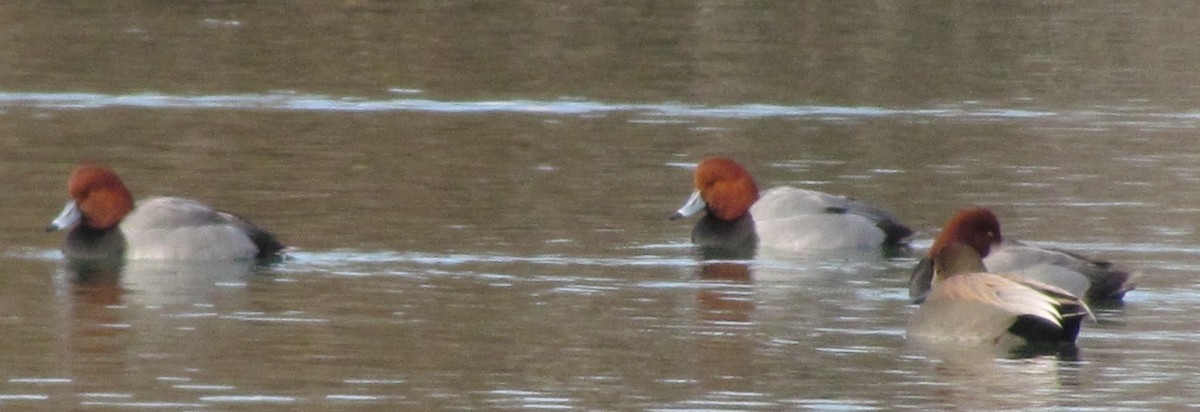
<box><xmin>3</xmin><ymin>1</ymin><xmax>1200</xmax><ymax>410</ymax></box>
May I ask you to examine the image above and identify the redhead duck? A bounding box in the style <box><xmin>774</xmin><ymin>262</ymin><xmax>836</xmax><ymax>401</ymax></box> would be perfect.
<box><xmin>671</xmin><ymin>157</ymin><xmax>911</xmax><ymax>258</ymax></box>
<box><xmin>908</xmin><ymin>208</ymin><xmax>1135</xmax><ymax>303</ymax></box>
<box><xmin>907</xmin><ymin>242</ymin><xmax>1091</xmax><ymax>346</ymax></box>
<box><xmin>47</xmin><ymin>165</ymin><xmax>284</xmax><ymax>261</ymax></box>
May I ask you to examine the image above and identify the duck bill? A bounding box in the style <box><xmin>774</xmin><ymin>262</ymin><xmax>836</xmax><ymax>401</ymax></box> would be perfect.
<box><xmin>47</xmin><ymin>201</ymin><xmax>82</xmax><ymax>232</ymax></box>
<box><xmin>670</xmin><ymin>190</ymin><xmax>706</xmax><ymax>220</ymax></box>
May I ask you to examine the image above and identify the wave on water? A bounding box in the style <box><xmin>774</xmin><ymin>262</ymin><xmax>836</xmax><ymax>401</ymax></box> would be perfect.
<box><xmin>283</xmin><ymin>250</ymin><xmax>698</xmax><ymax>270</ymax></box>
<box><xmin>0</xmin><ymin>91</ymin><xmax>1070</xmax><ymax>120</ymax></box>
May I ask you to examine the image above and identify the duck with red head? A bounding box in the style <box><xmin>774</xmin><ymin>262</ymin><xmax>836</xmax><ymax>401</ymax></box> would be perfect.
<box><xmin>907</xmin><ymin>242</ymin><xmax>1091</xmax><ymax>349</ymax></box>
<box><xmin>671</xmin><ymin>157</ymin><xmax>912</xmax><ymax>259</ymax></box>
<box><xmin>908</xmin><ymin>207</ymin><xmax>1135</xmax><ymax>303</ymax></box>
<box><xmin>47</xmin><ymin>164</ymin><xmax>285</xmax><ymax>261</ymax></box>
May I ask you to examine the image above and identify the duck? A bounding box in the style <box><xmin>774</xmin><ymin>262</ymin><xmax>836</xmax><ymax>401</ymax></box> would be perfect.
<box><xmin>906</xmin><ymin>242</ymin><xmax>1091</xmax><ymax>346</ymax></box>
<box><xmin>46</xmin><ymin>164</ymin><xmax>284</xmax><ymax>261</ymax></box>
<box><xmin>908</xmin><ymin>207</ymin><xmax>1134</xmax><ymax>303</ymax></box>
<box><xmin>670</xmin><ymin>157</ymin><xmax>911</xmax><ymax>258</ymax></box>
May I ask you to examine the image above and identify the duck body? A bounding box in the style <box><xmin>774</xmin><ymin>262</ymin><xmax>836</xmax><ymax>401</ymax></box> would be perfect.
<box><xmin>119</xmin><ymin>197</ymin><xmax>275</xmax><ymax>260</ymax></box>
<box><xmin>751</xmin><ymin>187</ymin><xmax>911</xmax><ymax>251</ymax></box>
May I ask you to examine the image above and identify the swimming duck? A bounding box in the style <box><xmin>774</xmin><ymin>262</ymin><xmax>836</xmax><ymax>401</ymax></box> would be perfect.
<box><xmin>907</xmin><ymin>242</ymin><xmax>1091</xmax><ymax>346</ymax></box>
<box><xmin>47</xmin><ymin>164</ymin><xmax>284</xmax><ymax>261</ymax></box>
<box><xmin>671</xmin><ymin>157</ymin><xmax>911</xmax><ymax>258</ymax></box>
<box><xmin>908</xmin><ymin>207</ymin><xmax>1134</xmax><ymax>303</ymax></box>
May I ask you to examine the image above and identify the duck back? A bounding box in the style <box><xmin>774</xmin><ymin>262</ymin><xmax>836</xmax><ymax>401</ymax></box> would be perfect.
<box><xmin>120</xmin><ymin>197</ymin><xmax>279</xmax><ymax>260</ymax></box>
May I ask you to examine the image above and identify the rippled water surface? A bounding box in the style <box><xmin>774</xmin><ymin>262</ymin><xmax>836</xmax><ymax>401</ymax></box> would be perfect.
<box><xmin>4</xmin><ymin>2</ymin><xmax>1200</xmax><ymax>410</ymax></box>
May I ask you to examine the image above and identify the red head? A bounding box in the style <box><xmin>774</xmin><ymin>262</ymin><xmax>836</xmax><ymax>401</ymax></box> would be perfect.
<box><xmin>66</xmin><ymin>165</ymin><xmax>135</xmax><ymax>229</ymax></box>
<box><xmin>929</xmin><ymin>207</ymin><xmax>1003</xmax><ymax>258</ymax></box>
<box><xmin>692</xmin><ymin>157</ymin><xmax>760</xmax><ymax>221</ymax></box>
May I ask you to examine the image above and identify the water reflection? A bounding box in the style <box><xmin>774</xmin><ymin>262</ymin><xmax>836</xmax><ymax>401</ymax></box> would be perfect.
<box><xmin>59</xmin><ymin>259</ymin><xmax>260</xmax><ymax>307</ymax></box>
<box><xmin>907</xmin><ymin>340</ymin><xmax>1083</xmax><ymax>409</ymax></box>
<box><xmin>695</xmin><ymin>261</ymin><xmax>754</xmax><ymax>324</ymax></box>
<box><xmin>55</xmin><ymin>260</ymin><xmax>127</xmax><ymax>405</ymax></box>
<box><xmin>50</xmin><ymin>259</ymin><xmax>286</xmax><ymax>409</ymax></box>
<box><xmin>3</xmin><ymin>91</ymin><xmax>1190</xmax><ymax>124</ymax></box>
<box><xmin>690</xmin><ymin>260</ymin><xmax>762</xmax><ymax>406</ymax></box>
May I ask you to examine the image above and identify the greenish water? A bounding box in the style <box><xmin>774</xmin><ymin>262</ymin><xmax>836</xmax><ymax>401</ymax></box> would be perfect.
<box><xmin>1</xmin><ymin>1</ymin><xmax>1199</xmax><ymax>410</ymax></box>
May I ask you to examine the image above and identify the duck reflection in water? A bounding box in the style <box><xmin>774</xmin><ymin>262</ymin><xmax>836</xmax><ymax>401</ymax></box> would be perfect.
<box><xmin>59</xmin><ymin>258</ymin><xmax>126</xmax><ymax>338</ymax></box>
<box><xmin>696</xmin><ymin>261</ymin><xmax>754</xmax><ymax>323</ymax></box>
<box><xmin>907</xmin><ymin>339</ymin><xmax>1083</xmax><ymax>409</ymax></box>
<box><xmin>54</xmin><ymin>257</ymin><xmax>269</xmax><ymax>397</ymax></box>
<box><xmin>62</xmin><ymin>258</ymin><xmax>264</xmax><ymax>308</ymax></box>
<box><xmin>693</xmin><ymin>260</ymin><xmax>758</xmax><ymax>391</ymax></box>
<box><xmin>51</xmin><ymin>260</ymin><xmax>127</xmax><ymax>397</ymax></box>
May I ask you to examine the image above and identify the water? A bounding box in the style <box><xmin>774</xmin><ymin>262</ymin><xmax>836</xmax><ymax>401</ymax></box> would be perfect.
<box><xmin>2</xmin><ymin>1</ymin><xmax>1200</xmax><ymax>410</ymax></box>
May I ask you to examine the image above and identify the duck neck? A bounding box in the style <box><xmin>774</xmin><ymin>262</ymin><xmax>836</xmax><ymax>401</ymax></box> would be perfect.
<box><xmin>693</xmin><ymin>213</ymin><xmax>758</xmax><ymax>260</ymax></box>
<box><xmin>65</xmin><ymin>225</ymin><xmax>126</xmax><ymax>261</ymax></box>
